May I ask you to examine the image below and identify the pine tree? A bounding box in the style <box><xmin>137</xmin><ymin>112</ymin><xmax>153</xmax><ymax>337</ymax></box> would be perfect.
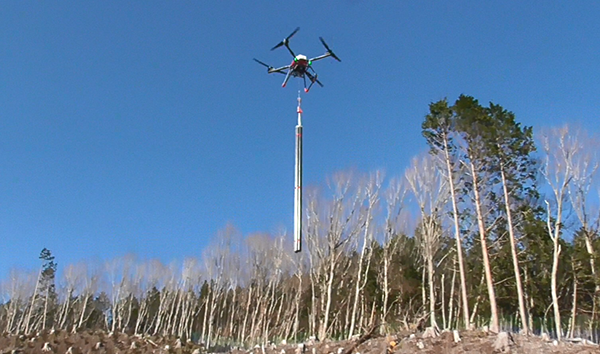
<box><xmin>39</xmin><ymin>248</ymin><xmax>57</xmax><ymax>330</ymax></box>
<box><xmin>453</xmin><ymin>95</ymin><xmax>499</xmax><ymax>332</ymax></box>
<box><xmin>485</xmin><ymin>103</ymin><xmax>537</xmax><ymax>334</ymax></box>
<box><xmin>422</xmin><ymin>99</ymin><xmax>471</xmax><ymax>329</ymax></box>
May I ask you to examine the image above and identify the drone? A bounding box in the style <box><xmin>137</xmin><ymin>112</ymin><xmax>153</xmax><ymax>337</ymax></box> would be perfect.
<box><xmin>254</xmin><ymin>28</ymin><xmax>341</xmax><ymax>92</ymax></box>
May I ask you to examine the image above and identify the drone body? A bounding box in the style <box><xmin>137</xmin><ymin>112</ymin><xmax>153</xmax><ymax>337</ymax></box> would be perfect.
<box><xmin>254</xmin><ymin>28</ymin><xmax>341</xmax><ymax>92</ymax></box>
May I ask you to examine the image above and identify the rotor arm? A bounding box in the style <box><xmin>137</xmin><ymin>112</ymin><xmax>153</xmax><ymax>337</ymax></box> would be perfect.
<box><xmin>284</xmin><ymin>44</ymin><xmax>296</xmax><ymax>58</ymax></box>
<box><xmin>268</xmin><ymin>65</ymin><xmax>291</xmax><ymax>74</ymax></box>
<box><xmin>308</xmin><ymin>53</ymin><xmax>332</xmax><ymax>63</ymax></box>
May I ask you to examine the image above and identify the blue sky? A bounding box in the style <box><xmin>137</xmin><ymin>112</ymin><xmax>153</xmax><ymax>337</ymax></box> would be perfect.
<box><xmin>1</xmin><ymin>1</ymin><xmax>599</xmax><ymax>277</ymax></box>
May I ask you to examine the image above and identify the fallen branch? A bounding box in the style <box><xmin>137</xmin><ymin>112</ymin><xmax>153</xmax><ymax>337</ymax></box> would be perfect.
<box><xmin>341</xmin><ymin>322</ymin><xmax>380</xmax><ymax>354</ymax></box>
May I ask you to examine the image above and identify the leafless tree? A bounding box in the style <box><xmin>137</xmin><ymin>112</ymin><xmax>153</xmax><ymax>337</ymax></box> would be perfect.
<box><xmin>539</xmin><ymin>125</ymin><xmax>580</xmax><ymax>340</ymax></box>
<box><xmin>306</xmin><ymin>171</ymin><xmax>365</xmax><ymax>340</ymax></box>
<box><xmin>105</xmin><ymin>254</ymin><xmax>136</xmax><ymax>332</ymax></box>
<box><xmin>2</xmin><ymin>269</ymin><xmax>36</xmax><ymax>333</ymax></box>
<box><xmin>133</xmin><ymin>259</ymin><xmax>163</xmax><ymax>335</ymax></box>
<box><xmin>347</xmin><ymin>171</ymin><xmax>381</xmax><ymax>338</ymax></box>
<box><xmin>565</xmin><ymin>127</ymin><xmax>600</xmax><ymax>333</ymax></box>
<box><xmin>406</xmin><ymin>153</ymin><xmax>449</xmax><ymax>330</ymax></box>
<box><xmin>377</xmin><ymin>177</ymin><xmax>408</xmax><ymax>333</ymax></box>
<box><xmin>202</xmin><ymin>225</ymin><xmax>240</xmax><ymax>347</ymax></box>
<box><xmin>56</xmin><ymin>263</ymin><xmax>77</xmax><ymax>330</ymax></box>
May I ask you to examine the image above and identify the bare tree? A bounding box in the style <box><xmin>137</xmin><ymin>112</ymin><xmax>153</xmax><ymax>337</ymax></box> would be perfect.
<box><xmin>566</xmin><ymin>127</ymin><xmax>600</xmax><ymax>332</ymax></box>
<box><xmin>2</xmin><ymin>269</ymin><xmax>36</xmax><ymax>333</ymax></box>
<box><xmin>56</xmin><ymin>263</ymin><xmax>77</xmax><ymax>330</ymax></box>
<box><xmin>202</xmin><ymin>225</ymin><xmax>237</xmax><ymax>347</ymax></box>
<box><xmin>377</xmin><ymin>177</ymin><xmax>408</xmax><ymax>333</ymax></box>
<box><xmin>347</xmin><ymin>172</ymin><xmax>381</xmax><ymax>339</ymax></box>
<box><xmin>105</xmin><ymin>254</ymin><xmax>136</xmax><ymax>332</ymax></box>
<box><xmin>78</xmin><ymin>262</ymin><xmax>100</xmax><ymax>331</ymax></box>
<box><xmin>306</xmin><ymin>171</ymin><xmax>365</xmax><ymax>340</ymax></box>
<box><xmin>406</xmin><ymin>153</ymin><xmax>449</xmax><ymax>330</ymax></box>
<box><xmin>134</xmin><ymin>259</ymin><xmax>164</xmax><ymax>335</ymax></box>
<box><xmin>540</xmin><ymin>125</ymin><xmax>579</xmax><ymax>340</ymax></box>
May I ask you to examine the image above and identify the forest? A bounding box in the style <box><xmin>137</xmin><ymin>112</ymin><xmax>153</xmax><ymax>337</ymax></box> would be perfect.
<box><xmin>1</xmin><ymin>95</ymin><xmax>599</xmax><ymax>347</ymax></box>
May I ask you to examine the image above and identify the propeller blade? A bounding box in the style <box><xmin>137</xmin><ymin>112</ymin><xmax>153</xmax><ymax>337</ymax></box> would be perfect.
<box><xmin>319</xmin><ymin>37</ymin><xmax>332</xmax><ymax>51</ymax></box>
<box><xmin>271</xmin><ymin>27</ymin><xmax>300</xmax><ymax>51</ymax></box>
<box><xmin>253</xmin><ymin>58</ymin><xmax>272</xmax><ymax>69</ymax></box>
<box><xmin>271</xmin><ymin>42</ymin><xmax>284</xmax><ymax>51</ymax></box>
<box><xmin>319</xmin><ymin>37</ymin><xmax>341</xmax><ymax>62</ymax></box>
<box><xmin>287</xmin><ymin>27</ymin><xmax>300</xmax><ymax>40</ymax></box>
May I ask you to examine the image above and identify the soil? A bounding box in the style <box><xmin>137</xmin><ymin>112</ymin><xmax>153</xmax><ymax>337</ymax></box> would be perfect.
<box><xmin>1</xmin><ymin>329</ymin><xmax>599</xmax><ymax>354</ymax></box>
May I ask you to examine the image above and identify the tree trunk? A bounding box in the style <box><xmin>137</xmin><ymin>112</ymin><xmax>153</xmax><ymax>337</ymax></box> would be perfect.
<box><xmin>380</xmin><ymin>254</ymin><xmax>390</xmax><ymax>333</ymax></box>
<box><xmin>427</xmin><ymin>252</ymin><xmax>437</xmax><ymax>329</ymax></box>
<box><xmin>349</xmin><ymin>218</ymin><xmax>372</xmax><ymax>339</ymax></box>
<box><xmin>546</xmin><ymin>200</ymin><xmax>563</xmax><ymax>340</ymax></box>
<box><xmin>319</xmin><ymin>256</ymin><xmax>336</xmax><ymax>340</ymax></box>
<box><xmin>470</xmin><ymin>161</ymin><xmax>499</xmax><ymax>333</ymax></box>
<box><xmin>583</xmin><ymin>231</ymin><xmax>599</xmax><ymax>335</ymax></box>
<box><xmin>448</xmin><ymin>259</ymin><xmax>457</xmax><ymax>330</ymax></box>
<box><xmin>443</xmin><ymin>135</ymin><xmax>471</xmax><ymax>329</ymax></box>
<box><xmin>240</xmin><ymin>285</ymin><xmax>252</xmax><ymax>343</ymax></box>
<box><xmin>24</xmin><ymin>269</ymin><xmax>42</xmax><ymax>334</ymax></box>
<box><xmin>551</xmin><ymin>240</ymin><xmax>562</xmax><ymax>339</ymax></box>
<box><xmin>441</xmin><ymin>273</ymin><xmax>446</xmax><ymax>330</ymax></box>
<box><xmin>567</xmin><ymin>272</ymin><xmax>577</xmax><ymax>339</ymax></box>
<box><xmin>499</xmin><ymin>166</ymin><xmax>529</xmax><ymax>334</ymax></box>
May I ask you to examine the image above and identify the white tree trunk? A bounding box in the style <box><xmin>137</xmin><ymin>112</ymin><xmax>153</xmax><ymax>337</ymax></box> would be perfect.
<box><xmin>546</xmin><ymin>200</ymin><xmax>563</xmax><ymax>340</ymax></box>
<box><xmin>499</xmin><ymin>166</ymin><xmax>529</xmax><ymax>334</ymax></box>
<box><xmin>470</xmin><ymin>161</ymin><xmax>499</xmax><ymax>333</ymax></box>
<box><xmin>442</xmin><ymin>134</ymin><xmax>471</xmax><ymax>329</ymax></box>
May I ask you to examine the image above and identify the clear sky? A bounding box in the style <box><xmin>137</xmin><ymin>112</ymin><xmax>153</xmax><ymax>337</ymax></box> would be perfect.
<box><xmin>1</xmin><ymin>1</ymin><xmax>599</xmax><ymax>277</ymax></box>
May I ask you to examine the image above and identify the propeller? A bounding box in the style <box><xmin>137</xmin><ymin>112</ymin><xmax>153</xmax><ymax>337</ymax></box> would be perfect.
<box><xmin>271</xmin><ymin>27</ymin><xmax>300</xmax><ymax>51</ymax></box>
<box><xmin>319</xmin><ymin>37</ymin><xmax>341</xmax><ymax>62</ymax></box>
<box><xmin>253</xmin><ymin>58</ymin><xmax>287</xmax><ymax>75</ymax></box>
<box><xmin>253</xmin><ymin>58</ymin><xmax>273</xmax><ymax>70</ymax></box>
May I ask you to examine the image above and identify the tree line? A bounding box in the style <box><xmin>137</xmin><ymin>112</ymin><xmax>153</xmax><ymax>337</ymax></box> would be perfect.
<box><xmin>1</xmin><ymin>95</ymin><xmax>599</xmax><ymax>346</ymax></box>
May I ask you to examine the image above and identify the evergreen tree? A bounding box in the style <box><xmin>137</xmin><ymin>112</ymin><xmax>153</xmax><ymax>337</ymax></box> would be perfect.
<box><xmin>453</xmin><ymin>95</ymin><xmax>500</xmax><ymax>332</ymax></box>
<box><xmin>485</xmin><ymin>102</ymin><xmax>537</xmax><ymax>334</ymax></box>
<box><xmin>39</xmin><ymin>248</ymin><xmax>58</xmax><ymax>330</ymax></box>
<box><xmin>422</xmin><ymin>98</ymin><xmax>471</xmax><ymax>329</ymax></box>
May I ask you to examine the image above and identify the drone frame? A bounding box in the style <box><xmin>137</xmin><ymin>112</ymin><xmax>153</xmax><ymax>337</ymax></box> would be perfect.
<box><xmin>254</xmin><ymin>28</ymin><xmax>340</xmax><ymax>92</ymax></box>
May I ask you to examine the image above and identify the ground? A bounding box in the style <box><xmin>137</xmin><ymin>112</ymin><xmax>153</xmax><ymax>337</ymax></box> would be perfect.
<box><xmin>1</xmin><ymin>329</ymin><xmax>599</xmax><ymax>354</ymax></box>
